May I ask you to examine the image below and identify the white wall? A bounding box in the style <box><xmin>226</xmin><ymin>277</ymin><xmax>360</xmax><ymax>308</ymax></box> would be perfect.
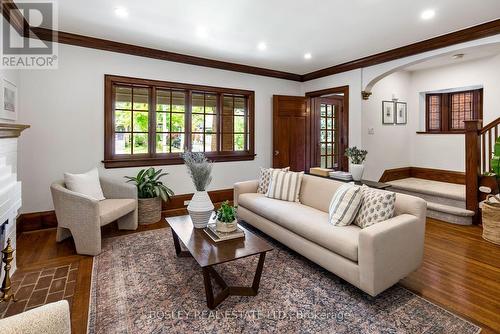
<box><xmin>301</xmin><ymin>69</ymin><xmax>363</xmax><ymax>149</ymax></box>
<box><xmin>0</xmin><ymin>69</ymin><xmax>20</xmax><ymax>171</ymax></box>
<box><xmin>17</xmin><ymin>44</ymin><xmax>301</xmax><ymax>213</ymax></box>
<box><xmin>16</xmin><ymin>39</ymin><xmax>500</xmax><ymax>212</ymax></box>
<box><xmin>361</xmin><ymin>71</ymin><xmax>411</xmax><ymax>180</ymax></box>
<box><xmin>356</xmin><ymin>54</ymin><xmax>500</xmax><ymax>180</ymax></box>
<box><xmin>408</xmin><ymin>54</ymin><xmax>500</xmax><ymax>172</ymax></box>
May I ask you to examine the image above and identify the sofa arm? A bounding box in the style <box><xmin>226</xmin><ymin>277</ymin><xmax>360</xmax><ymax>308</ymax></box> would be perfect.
<box><xmin>233</xmin><ymin>180</ymin><xmax>259</xmax><ymax>206</ymax></box>
<box><xmin>0</xmin><ymin>300</ymin><xmax>71</xmax><ymax>334</ymax></box>
<box><xmin>100</xmin><ymin>176</ymin><xmax>138</xmax><ymax>199</ymax></box>
<box><xmin>358</xmin><ymin>214</ymin><xmax>425</xmax><ymax>296</ymax></box>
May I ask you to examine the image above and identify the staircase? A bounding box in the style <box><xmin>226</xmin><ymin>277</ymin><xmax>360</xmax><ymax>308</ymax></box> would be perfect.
<box><xmin>387</xmin><ymin>178</ymin><xmax>474</xmax><ymax>225</ymax></box>
<box><xmin>464</xmin><ymin>117</ymin><xmax>500</xmax><ymax>224</ymax></box>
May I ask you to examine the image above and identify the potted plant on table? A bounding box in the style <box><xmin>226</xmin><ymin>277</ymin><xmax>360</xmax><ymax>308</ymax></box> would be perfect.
<box><xmin>216</xmin><ymin>201</ymin><xmax>238</xmax><ymax>233</ymax></box>
<box><xmin>125</xmin><ymin>167</ymin><xmax>174</xmax><ymax>224</ymax></box>
<box><xmin>345</xmin><ymin>146</ymin><xmax>368</xmax><ymax>181</ymax></box>
<box><xmin>182</xmin><ymin>152</ymin><xmax>214</xmax><ymax>229</ymax></box>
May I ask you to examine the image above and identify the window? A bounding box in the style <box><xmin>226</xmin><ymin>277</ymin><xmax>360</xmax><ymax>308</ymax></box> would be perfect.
<box><xmin>425</xmin><ymin>89</ymin><xmax>482</xmax><ymax>133</ymax></box>
<box><xmin>319</xmin><ymin>102</ymin><xmax>338</xmax><ymax>169</ymax></box>
<box><xmin>104</xmin><ymin>75</ymin><xmax>255</xmax><ymax>168</ymax></box>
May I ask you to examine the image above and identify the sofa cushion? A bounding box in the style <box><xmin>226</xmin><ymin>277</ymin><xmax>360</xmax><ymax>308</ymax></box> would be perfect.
<box><xmin>238</xmin><ymin>193</ymin><xmax>360</xmax><ymax>261</ymax></box>
<box><xmin>299</xmin><ymin>174</ymin><xmax>344</xmax><ymax>213</ymax></box>
<box><xmin>99</xmin><ymin>199</ymin><xmax>136</xmax><ymax>225</ymax></box>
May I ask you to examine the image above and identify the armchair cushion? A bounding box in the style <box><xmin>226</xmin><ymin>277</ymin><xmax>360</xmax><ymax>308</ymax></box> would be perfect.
<box><xmin>99</xmin><ymin>199</ymin><xmax>136</xmax><ymax>225</ymax></box>
<box><xmin>64</xmin><ymin>168</ymin><xmax>105</xmax><ymax>200</ymax></box>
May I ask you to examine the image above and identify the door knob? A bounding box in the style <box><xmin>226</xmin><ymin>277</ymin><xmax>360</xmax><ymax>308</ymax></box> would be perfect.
<box><xmin>274</xmin><ymin>150</ymin><xmax>279</xmax><ymax>156</ymax></box>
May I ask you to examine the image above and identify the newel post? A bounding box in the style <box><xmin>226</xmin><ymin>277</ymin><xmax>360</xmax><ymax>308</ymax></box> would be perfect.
<box><xmin>464</xmin><ymin>120</ymin><xmax>482</xmax><ymax>224</ymax></box>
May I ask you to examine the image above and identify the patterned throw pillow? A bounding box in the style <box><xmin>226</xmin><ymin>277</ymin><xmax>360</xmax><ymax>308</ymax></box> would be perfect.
<box><xmin>355</xmin><ymin>185</ymin><xmax>396</xmax><ymax>228</ymax></box>
<box><xmin>328</xmin><ymin>184</ymin><xmax>363</xmax><ymax>226</ymax></box>
<box><xmin>266</xmin><ymin>170</ymin><xmax>304</xmax><ymax>202</ymax></box>
<box><xmin>257</xmin><ymin>167</ymin><xmax>290</xmax><ymax>194</ymax></box>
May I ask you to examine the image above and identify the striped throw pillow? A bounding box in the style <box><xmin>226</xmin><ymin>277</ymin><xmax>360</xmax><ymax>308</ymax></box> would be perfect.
<box><xmin>257</xmin><ymin>167</ymin><xmax>290</xmax><ymax>194</ymax></box>
<box><xmin>328</xmin><ymin>183</ymin><xmax>363</xmax><ymax>226</ymax></box>
<box><xmin>266</xmin><ymin>170</ymin><xmax>304</xmax><ymax>202</ymax></box>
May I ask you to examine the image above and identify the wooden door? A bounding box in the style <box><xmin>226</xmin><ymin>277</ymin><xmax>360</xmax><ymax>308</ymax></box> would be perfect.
<box><xmin>272</xmin><ymin>95</ymin><xmax>309</xmax><ymax>171</ymax></box>
<box><xmin>312</xmin><ymin>96</ymin><xmax>347</xmax><ymax>171</ymax></box>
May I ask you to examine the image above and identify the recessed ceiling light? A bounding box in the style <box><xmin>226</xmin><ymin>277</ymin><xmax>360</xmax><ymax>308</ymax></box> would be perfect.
<box><xmin>452</xmin><ymin>53</ymin><xmax>464</xmax><ymax>60</ymax></box>
<box><xmin>304</xmin><ymin>53</ymin><xmax>312</xmax><ymax>60</ymax></box>
<box><xmin>114</xmin><ymin>6</ymin><xmax>128</xmax><ymax>18</ymax></box>
<box><xmin>196</xmin><ymin>26</ymin><xmax>208</xmax><ymax>38</ymax></box>
<box><xmin>420</xmin><ymin>9</ymin><xmax>435</xmax><ymax>20</ymax></box>
<box><xmin>257</xmin><ymin>42</ymin><xmax>267</xmax><ymax>51</ymax></box>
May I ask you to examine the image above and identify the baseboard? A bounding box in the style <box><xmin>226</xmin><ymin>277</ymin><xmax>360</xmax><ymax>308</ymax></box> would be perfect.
<box><xmin>379</xmin><ymin>167</ymin><xmax>465</xmax><ymax>185</ymax></box>
<box><xmin>17</xmin><ymin>188</ymin><xmax>234</xmax><ymax>235</ymax></box>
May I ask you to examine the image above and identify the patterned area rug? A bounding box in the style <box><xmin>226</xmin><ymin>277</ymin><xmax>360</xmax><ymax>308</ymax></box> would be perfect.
<box><xmin>88</xmin><ymin>226</ymin><xmax>480</xmax><ymax>334</ymax></box>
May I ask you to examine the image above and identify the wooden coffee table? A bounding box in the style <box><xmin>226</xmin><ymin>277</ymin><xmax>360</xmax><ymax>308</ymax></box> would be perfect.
<box><xmin>167</xmin><ymin>215</ymin><xmax>273</xmax><ymax>309</ymax></box>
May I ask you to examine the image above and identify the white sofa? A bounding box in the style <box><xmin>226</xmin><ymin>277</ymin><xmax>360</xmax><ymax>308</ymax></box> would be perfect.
<box><xmin>0</xmin><ymin>300</ymin><xmax>71</xmax><ymax>334</ymax></box>
<box><xmin>234</xmin><ymin>174</ymin><xmax>427</xmax><ymax>296</ymax></box>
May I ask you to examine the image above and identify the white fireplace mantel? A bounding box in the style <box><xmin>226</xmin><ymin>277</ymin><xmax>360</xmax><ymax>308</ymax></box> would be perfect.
<box><xmin>0</xmin><ymin>122</ymin><xmax>29</xmax><ymax>283</ymax></box>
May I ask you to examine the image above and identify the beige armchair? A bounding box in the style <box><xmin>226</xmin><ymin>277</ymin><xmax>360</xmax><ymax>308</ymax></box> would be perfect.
<box><xmin>0</xmin><ymin>300</ymin><xmax>71</xmax><ymax>334</ymax></box>
<box><xmin>51</xmin><ymin>177</ymin><xmax>138</xmax><ymax>256</ymax></box>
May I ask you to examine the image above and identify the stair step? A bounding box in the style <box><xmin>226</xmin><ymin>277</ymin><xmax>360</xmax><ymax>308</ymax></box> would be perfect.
<box><xmin>427</xmin><ymin>202</ymin><xmax>475</xmax><ymax>217</ymax></box>
<box><xmin>388</xmin><ymin>177</ymin><xmax>465</xmax><ymax>201</ymax></box>
<box><xmin>388</xmin><ymin>177</ymin><xmax>472</xmax><ymax>225</ymax></box>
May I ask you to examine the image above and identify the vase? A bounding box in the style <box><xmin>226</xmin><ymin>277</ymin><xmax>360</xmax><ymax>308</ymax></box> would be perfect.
<box><xmin>138</xmin><ymin>197</ymin><xmax>162</xmax><ymax>225</ymax></box>
<box><xmin>350</xmin><ymin>163</ymin><xmax>364</xmax><ymax>181</ymax></box>
<box><xmin>216</xmin><ymin>219</ymin><xmax>238</xmax><ymax>233</ymax></box>
<box><xmin>188</xmin><ymin>191</ymin><xmax>214</xmax><ymax>229</ymax></box>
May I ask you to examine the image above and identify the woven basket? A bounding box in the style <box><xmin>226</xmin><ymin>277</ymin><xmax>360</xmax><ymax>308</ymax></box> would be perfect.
<box><xmin>138</xmin><ymin>197</ymin><xmax>162</xmax><ymax>225</ymax></box>
<box><xmin>482</xmin><ymin>195</ymin><xmax>500</xmax><ymax>245</ymax></box>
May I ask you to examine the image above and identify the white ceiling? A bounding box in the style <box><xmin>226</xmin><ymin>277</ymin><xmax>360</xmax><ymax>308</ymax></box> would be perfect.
<box><xmin>44</xmin><ymin>0</ymin><xmax>500</xmax><ymax>74</ymax></box>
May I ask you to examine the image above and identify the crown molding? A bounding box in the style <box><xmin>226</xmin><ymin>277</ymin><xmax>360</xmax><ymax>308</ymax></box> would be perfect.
<box><xmin>1</xmin><ymin>0</ymin><xmax>29</xmax><ymax>35</ymax></box>
<box><xmin>301</xmin><ymin>19</ymin><xmax>500</xmax><ymax>81</ymax></box>
<box><xmin>29</xmin><ymin>27</ymin><xmax>303</xmax><ymax>82</ymax></box>
<box><xmin>3</xmin><ymin>0</ymin><xmax>500</xmax><ymax>82</ymax></box>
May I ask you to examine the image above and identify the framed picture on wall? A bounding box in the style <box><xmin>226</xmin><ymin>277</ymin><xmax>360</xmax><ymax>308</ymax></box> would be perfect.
<box><xmin>0</xmin><ymin>79</ymin><xmax>18</xmax><ymax>121</ymax></box>
<box><xmin>395</xmin><ymin>102</ymin><xmax>407</xmax><ymax>124</ymax></box>
<box><xmin>382</xmin><ymin>101</ymin><xmax>395</xmax><ymax>124</ymax></box>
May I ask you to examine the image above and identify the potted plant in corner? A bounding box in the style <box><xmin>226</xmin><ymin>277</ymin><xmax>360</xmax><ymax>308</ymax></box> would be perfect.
<box><xmin>182</xmin><ymin>152</ymin><xmax>214</xmax><ymax>229</ymax></box>
<box><xmin>216</xmin><ymin>201</ymin><xmax>238</xmax><ymax>233</ymax></box>
<box><xmin>480</xmin><ymin>136</ymin><xmax>500</xmax><ymax>200</ymax></box>
<box><xmin>125</xmin><ymin>167</ymin><xmax>174</xmax><ymax>224</ymax></box>
<box><xmin>345</xmin><ymin>146</ymin><xmax>368</xmax><ymax>181</ymax></box>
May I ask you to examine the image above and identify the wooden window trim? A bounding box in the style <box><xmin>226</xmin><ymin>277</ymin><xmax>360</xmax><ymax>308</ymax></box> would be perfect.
<box><xmin>421</xmin><ymin>89</ymin><xmax>483</xmax><ymax>134</ymax></box>
<box><xmin>103</xmin><ymin>75</ymin><xmax>255</xmax><ymax>168</ymax></box>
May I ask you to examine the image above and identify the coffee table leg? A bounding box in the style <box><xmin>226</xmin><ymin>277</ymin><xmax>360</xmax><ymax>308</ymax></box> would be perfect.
<box><xmin>201</xmin><ymin>251</ymin><xmax>268</xmax><ymax>309</ymax></box>
<box><xmin>202</xmin><ymin>267</ymin><xmax>215</xmax><ymax>309</ymax></box>
<box><xmin>251</xmin><ymin>252</ymin><xmax>266</xmax><ymax>292</ymax></box>
<box><xmin>171</xmin><ymin>230</ymin><xmax>191</xmax><ymax>257</ymax></box>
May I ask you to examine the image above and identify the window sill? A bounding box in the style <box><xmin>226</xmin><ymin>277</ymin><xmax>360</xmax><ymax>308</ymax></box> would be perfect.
<box><xmin>416</xmin><ymin>131</ymin><xmax>465</xmax><ymax>135</ymax></box>
<box><xmin>102</xmin><ymin>153</ymin><xmax>256</xmax><ymax>168</ymax></box>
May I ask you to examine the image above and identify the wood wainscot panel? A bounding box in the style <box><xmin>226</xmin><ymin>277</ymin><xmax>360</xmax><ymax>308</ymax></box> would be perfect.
<box><xmin>379</xmin><ymin>167</ymin><xmax>412</xmax><ymax>182</ymax></box>
<box><xmin>379</xmin><ymin>167</ymin><xmax>465</xmax><ymax>185</ymax></box>
<box><xmin>17</xmin><ymin>189</ymin><xmax>234</xmax><ymax>234</ymax></box>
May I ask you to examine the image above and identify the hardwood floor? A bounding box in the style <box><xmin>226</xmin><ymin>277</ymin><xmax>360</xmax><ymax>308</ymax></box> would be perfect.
<box><xmin>12</xmin><ymin>217</ymin><xmax>500</xmax><ymax>334</ymax></box>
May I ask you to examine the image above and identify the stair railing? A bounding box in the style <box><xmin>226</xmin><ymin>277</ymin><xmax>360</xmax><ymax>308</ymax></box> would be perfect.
<box><xmin>465</xmin><ymin>117</ymin><xmax>500</xmax><ymax>224</ymax></box>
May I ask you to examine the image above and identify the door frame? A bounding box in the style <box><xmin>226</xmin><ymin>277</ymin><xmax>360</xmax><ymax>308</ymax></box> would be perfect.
<box><xmin>305</xmin><ymin>85</ymin><xmax>349</xmax><ymax>171</ymax></box>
